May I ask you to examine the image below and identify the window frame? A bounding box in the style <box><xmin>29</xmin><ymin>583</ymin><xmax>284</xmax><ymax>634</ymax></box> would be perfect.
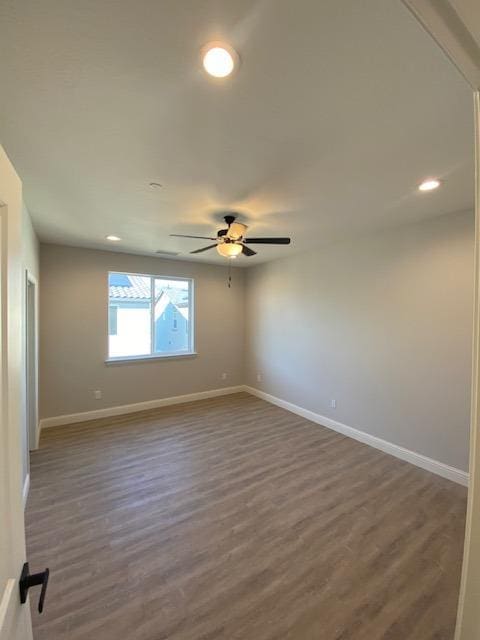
<box><xmin>106</xmin><ymin>270</ymin><xmax>195</xmax><ymax>363</ymax></box>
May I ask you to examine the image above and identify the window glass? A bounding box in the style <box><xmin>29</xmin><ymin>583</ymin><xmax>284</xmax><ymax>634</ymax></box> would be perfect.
<box><xmin>108</xmin><ymin>273</ymin><xmax>192</xmax><ymax>359</ymax></box>
<box><xmin>153</xmin><ymin>278</ymin><xmax>190</xmax><ymax>353</ymax></box>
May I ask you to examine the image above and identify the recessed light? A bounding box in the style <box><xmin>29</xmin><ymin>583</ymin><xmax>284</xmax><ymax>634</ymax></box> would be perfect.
<box><xmin>418</xmin><ymin>178</ymin><xmax>442</xmax><ymax>192</ymax></box>
<box><xmin>202</xmin><ymin>42</ymin><xmax>238</xmax><ymax>78</ymax></box>
<box><xmin>106</xmin><ymin>235</ymin><xmax>121</xmax><ymax>242</ymax></box>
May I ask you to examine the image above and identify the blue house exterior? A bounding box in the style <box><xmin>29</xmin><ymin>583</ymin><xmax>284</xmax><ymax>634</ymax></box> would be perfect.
<box><xmin>154</xmin><ymin>297</ymin><xmax>189</xmax><ymax>352</ymax></box>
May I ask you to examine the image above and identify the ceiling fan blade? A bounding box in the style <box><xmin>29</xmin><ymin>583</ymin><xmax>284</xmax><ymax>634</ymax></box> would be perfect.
<box><xmin>242</xmin><ymin>244</ymin><xmax>257</xmax><ymax>257</ymax></box>
<box><xmin>170</xmin><ymin>234</ymin><xmax>217</xmax><ymax>240</ymax></box>
<box><xmin>190</xmin><ymin>244</ymin><xmax>218</xmax><ymax>254</ymax></box>
<box><xmin>244</xmin><ymin>237</ymin><xmax>291</xmax><ymax>244</ymax></box>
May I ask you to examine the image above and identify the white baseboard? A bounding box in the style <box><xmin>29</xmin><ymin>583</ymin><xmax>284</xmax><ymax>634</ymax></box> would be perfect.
<box><xmin>39</xmin><ymin>385</ymin><xmax>245</xmax><ymax>431</ymax></box>
<box><xmin>38</xmin><ymin>383</ymin><xmax>469</xmax><ymax>487</ymax></box>
<box><xmin>244</xmin><ymin>386</ymin><xmax>469</xmax><ymax>486</ymax></box>
<box><xmin>22</xmin><ymin>473</ymin><xmax>30</xmax><ymax>507</ymax></box>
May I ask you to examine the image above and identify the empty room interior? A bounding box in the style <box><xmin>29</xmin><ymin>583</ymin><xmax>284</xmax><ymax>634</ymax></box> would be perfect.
<box><xmin>1</xmin><ymin>1</ymin><xmax>480</xmax><ymax>639</ymax></box>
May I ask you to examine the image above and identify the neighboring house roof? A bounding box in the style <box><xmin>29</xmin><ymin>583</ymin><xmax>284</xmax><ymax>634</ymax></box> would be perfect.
<box><xmin>176</xmin><ymin>303</ymin><xmax>189</xmax><ymax>321</ymax></box>
<box><xmin>163</xmin><ymin>290</ymin><xmax>189</xmax><ymax>306</ymax></box>
<box><xmin>110</xmin><ymin>275</ymin><xmax>189</xmax><ymax>319</ymax></box>
<box><xmin>154</xmin><ymin>292</ymin><xmax>189</xmax><ymax>321</ymax></box>
<box><xmin>109</xmin><ymin>275</ymin><xmax>152</xmax><ymax>300</ymax></box>
<box><xmin>109</xmin><ymin>275</ymin><xmax>188</xmax><ymax>303</ymax></box>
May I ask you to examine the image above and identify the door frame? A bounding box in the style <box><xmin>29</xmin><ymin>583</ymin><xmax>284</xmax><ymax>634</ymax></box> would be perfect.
<box><xmin>25</xmin><ymin>270</ymin><xmax>39</xmax><ymax>453</ymax></box>
<box><xmin>456</xmin><ymin>90</ymin><xmax>480</xmax><ymax>640</ymax></box>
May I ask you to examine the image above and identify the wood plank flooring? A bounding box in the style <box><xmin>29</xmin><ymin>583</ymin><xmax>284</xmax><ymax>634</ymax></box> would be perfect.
<box><xmin>26</xmin><ymin>392</ymin><xmax>467</xmax><ymax>639</ymax></box>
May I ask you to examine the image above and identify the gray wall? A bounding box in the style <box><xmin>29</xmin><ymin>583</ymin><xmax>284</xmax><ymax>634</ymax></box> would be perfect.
<box><xmin>40</xmin><ymin>244</ymin><xmax>245</xmax><ymax>418</ymax></box>
<box><xmin>40</xmin><ymin>212</ymin><xmax>474</xmax><ymax>472</ymax></box>
<box><xmin>245</xmin><ymin>210</ymin><xmax>474</xmax><ymax>471</ymax></box>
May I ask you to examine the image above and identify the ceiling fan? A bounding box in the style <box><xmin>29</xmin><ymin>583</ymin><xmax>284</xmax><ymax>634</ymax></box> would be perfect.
<box><xmin>170</xmin><ymin>214</ymin><xmax>291</xmax><ymax>258</ymax></box>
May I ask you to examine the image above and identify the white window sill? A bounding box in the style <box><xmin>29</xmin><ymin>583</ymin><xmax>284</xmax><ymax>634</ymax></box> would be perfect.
<box><xmin>105</xmin><ymin>352</ymin><xmax>197</xmax><ymax>364</ymax></box>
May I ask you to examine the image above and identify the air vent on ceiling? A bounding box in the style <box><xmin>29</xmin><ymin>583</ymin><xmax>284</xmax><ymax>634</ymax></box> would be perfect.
<box><xmin>155</xmin><ymin>250</ymin><xmax>180</xmax><ymax>257</ymax></box>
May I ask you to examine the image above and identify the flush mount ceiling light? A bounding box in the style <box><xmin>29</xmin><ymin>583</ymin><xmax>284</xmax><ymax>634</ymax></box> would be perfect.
<box><xmin>106</xmin><ymin>235</ymin><xmax>121</xmax><ymax>242</ymax></box>
<box><xmin>201</xmin><ymin>42</ymin><xmax>238</xmax><ymax>78</ymax></box>
<box><xmin>418</xmin><ymin>178</ymin><xmax>442</xmax><ymax>192</ymax></box>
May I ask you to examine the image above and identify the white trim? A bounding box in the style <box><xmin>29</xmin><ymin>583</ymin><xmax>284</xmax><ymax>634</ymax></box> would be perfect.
<box><xmin>455</xmin><ymin>91</ymin><xmax>480</xmax><ymax>640</ymax></box>
<box><xmin>25</xmin><ymin>269</ymin><xmax>39</xmax><ymax>451</ymax></box>
<box><xmin>0</xmin><ymin>579</ymin><xmax>17</xmax><ymax>640</ymax></box>
<box><xmin>244</xmin><ymin>386</ymin><xmax>469</xmax><ymax>486</ymax></box>
<box><xmin>40</xmin><ymin>384</ymin><xmax>470</xmax><ymax>487</ymax></box>
<box><xmin>39</xmin><ymin>385</ymin><xmax>245</xmax><ymax>430</ymax></box>
<box><xmin>22</xmin><ymin>473</ymin><xmax>30</xmax><ymax>508</ymax></box>
<box><xmin>105</xmin><ymin>351</ymin><xmax>197</xmax><ymax>364</ymax></box>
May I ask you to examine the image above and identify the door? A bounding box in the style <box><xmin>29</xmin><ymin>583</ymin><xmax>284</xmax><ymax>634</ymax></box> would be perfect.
<box><xmin>0</xmin><ymin>150</ymin><xmax>34</xmax><ymax>639</ymax></box>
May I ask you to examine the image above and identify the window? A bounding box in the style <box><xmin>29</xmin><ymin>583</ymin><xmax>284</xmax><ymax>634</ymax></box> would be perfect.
<box><xmin>108</xmin><ymin>272</ymin><xmax>193</xmax><ymax>360</ymax></box>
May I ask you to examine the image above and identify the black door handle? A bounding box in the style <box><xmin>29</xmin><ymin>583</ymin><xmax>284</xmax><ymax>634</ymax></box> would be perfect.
<box><xmin>19</xmin><ymin>563</ymin><xmax>50</xmax><ymax>613</ymax></box>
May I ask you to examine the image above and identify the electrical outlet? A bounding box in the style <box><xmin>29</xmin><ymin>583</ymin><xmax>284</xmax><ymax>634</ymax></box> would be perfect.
<box><xmin>221</xmin><ymin>372</ymin><xmax>227</xmax><ymax>380</ymax></box>
<box><xmin>94</xmin><ymin>389</ymin><xmax>102</xmax><ymax>400</ymax></box>
<box><xmin>256</xmin><ymin>373</ymin><xmax>262</xmax><ymax>383</ymax></box>
<box><xmin>330</xmin><ymin>398</ymin><xmax>336</xmax><ymax>409</ymax></box>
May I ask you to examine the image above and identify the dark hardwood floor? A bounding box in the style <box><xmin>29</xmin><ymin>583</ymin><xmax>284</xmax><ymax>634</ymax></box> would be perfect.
<box><xmin>26</xmin><ymin>392</ymin><xmax>467</xmax><ymax>639</ymax></box>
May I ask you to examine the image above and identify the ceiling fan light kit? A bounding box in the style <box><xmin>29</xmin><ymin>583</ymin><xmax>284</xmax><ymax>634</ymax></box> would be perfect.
<box><xmin>170</xmin><ymin>214</ymin><xmax>291</xmax><ymax>260</ymax></box>
<box><xmin>227</xmin><ymin>221</ymin><xmax>247</xmax><ymax>240</ymax></box>
<box><xmin>217</xmin><ymin>240</ymin><xmax>242</xmax><ymax>258</ymax></box>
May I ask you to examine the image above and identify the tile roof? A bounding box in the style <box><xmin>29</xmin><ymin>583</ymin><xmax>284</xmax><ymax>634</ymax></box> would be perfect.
<box><xmin>109</xmin><ymin>275</ymin><xmax>189</xmax><ymax>305</ymax></box>
<box><xmin>109</xmin><ymin>275</ymin><xmax>151</xmax><ymax>300</ymax></box>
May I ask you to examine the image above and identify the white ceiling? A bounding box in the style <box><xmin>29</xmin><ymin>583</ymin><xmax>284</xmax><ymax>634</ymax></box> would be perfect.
<box><xmin>0</xmin><ymin>0</ymin><xmax>474</xmax><ymax>266</ymax></box>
